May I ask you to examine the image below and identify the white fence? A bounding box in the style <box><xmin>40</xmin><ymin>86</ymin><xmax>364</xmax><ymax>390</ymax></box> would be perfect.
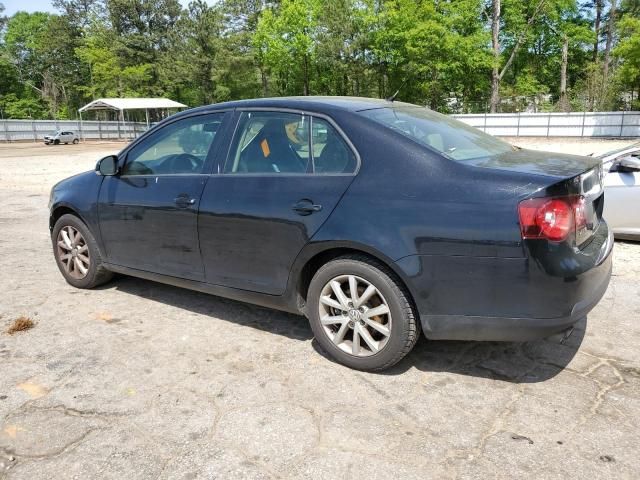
<box><xmin>2</xmin><ymin>111</ymin><xmax>639</xmax><ymax>142</ymax></box>
<box><xmin>0</xmin><ymin>119</ymin><xmax>149</xmax><ymax>142</ymax></box>
<box><xmin>451</xmin><ymin>111</ymin><xmax>640</xmax><ymax>137</ymax></box>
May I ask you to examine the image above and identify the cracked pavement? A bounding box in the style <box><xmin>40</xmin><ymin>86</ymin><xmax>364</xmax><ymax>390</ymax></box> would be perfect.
<box><xmin>0</xmin><ymin>142</ymin><xmax>639</xmax><ymax>479</ymax></box>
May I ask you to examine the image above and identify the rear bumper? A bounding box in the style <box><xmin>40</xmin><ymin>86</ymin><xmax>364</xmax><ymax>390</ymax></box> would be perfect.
<box><xmin>395</xmin><ymin>223</ymin><xmax>613</xmax><ymax>342</ymax></box>
<box><xmin>419</xmin><ymin>255</ymin><xmax>610</xmax><ymax>341</ymax></box>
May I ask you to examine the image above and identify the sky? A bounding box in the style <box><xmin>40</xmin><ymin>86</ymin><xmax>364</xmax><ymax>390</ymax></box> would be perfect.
<box><xmin>2</xmin><ymin>0</ymin><xmax>217</xmax><ymax>16</ymax></box>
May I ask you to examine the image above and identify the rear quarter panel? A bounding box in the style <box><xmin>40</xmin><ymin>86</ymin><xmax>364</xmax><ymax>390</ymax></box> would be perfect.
<box><xmin>313</xmin><ymin>112</ymin><xmax>548</xmax><ymax>261</ymax></box>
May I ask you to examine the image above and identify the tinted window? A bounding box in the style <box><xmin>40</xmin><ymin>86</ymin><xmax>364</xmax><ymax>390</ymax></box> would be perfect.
<box><xmin>226</xmin><ymin>112</ymin><xmax>310</xmax><ymax>174</ymax></box>
<box><xmin>311</xmin><ymin>118</ymin><xmax>357</xmax><ymax>174</ymax></box>
<box><xmin>122</xmin><ymin>113</ymin><xmax>224</xmax><ymax>176</ymax></box>
<box><xmin>360</xmin><ymin>106</ymin><xmax>516</xmax><ymax>162</ymax></box>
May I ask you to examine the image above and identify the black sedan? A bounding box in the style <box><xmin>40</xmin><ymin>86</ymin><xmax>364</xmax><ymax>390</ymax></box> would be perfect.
<box><xmin>49</xmin><ymin>97</ymin><xmax>613</xmax><ymax>371</ymax></box>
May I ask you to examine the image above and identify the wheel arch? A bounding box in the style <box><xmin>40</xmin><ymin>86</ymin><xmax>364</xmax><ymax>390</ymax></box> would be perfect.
<box><xmin>49</xmin><ymin>204</ymin><xmax>87</xmax><ymax>232</ymax></box>
<box><xmin>292</xmin><ymin>242</ymin><xmax>418</xmax><ymax>314</ymax></box>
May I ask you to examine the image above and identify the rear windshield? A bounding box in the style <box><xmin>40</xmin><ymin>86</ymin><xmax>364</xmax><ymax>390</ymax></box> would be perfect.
<box><xmin>359</xmin><ymin>106</ymin><xmax>517</xmax><ymax>162</ymax></box>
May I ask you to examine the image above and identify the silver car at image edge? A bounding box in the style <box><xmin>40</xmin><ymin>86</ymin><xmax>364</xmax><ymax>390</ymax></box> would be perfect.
<box><xmin>596</xmin><ymin>142</ymin><xmax>640</xmax><ymax>240</ymax></box>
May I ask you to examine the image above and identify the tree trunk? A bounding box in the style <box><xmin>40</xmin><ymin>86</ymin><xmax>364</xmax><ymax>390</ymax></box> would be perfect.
<box><xmin>558</xmin><ymin>35</ymin><xmax>570</xmax><ymax>111</ymax></box>
<box><xmin>303</xmin><ymin>55</ymin><xmax>309</xmax><ymax>96</ymax></box>
<box><xmin>603</xmin><ymin>0</ymin><xmax>616</xmax><ymax>82</ymax></box>
<box><xmin>260</xmin><ymin>66</ymin><xmax>268</xmax><ymax>97</ymax></box>
<box><xmin>490</xmin><ymin>0</ymin><xmax>501</xmax><ymax>113</ymax></box>
<box><xmin>593</xmin><ymin>0</ymin><xmax>602</xmax><ymax>61</ymax></box>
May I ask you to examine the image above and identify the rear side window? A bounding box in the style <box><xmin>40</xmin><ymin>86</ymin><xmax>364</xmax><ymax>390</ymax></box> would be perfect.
<box><xmin>225</xmin><ymin>112</ymin><xmax>310</xmax><ymax>174</ymax></box>
<box><xmin>360</xmin><ymin>106</ymin><xmax>516</xmax><ymax>162</ymax></box>
<box><xmin>225</xmin><ymin>111</ymin><xmax>357</xmax><ymax>175</ymax></box>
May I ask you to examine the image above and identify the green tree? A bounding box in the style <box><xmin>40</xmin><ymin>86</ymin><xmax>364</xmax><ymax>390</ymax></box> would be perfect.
<box><xmin>614</xmin><ymin>14</ymin><xmax>640</xmax><ymax>107</ymax></box>
<box><xmin>254</xmin><ymin>0</ymin><xmax>320</xmax><ymax>95</ymax></box>
<box><xmin>2</xmin><ymin>12</ymin><xmax>66</xmax><ymax>117</ymax></box>
<box><xmin>53</xmin><ymin>0</ymin><xmax>106</xmax><ymax>29</ymax></box>
<box><xmin>374</xmin><ymin>0</ymin><xmax>491</xmax><ymax>110</ymax></box>
<box><xmin>161</xmin><ymin>0</ymin><xmax>224</xmax><ymax>105</ymax></box>
<box><xmin>106</xmin><ymin>0</ymin><xmax>181</xmax><ymax>95</ymax></box>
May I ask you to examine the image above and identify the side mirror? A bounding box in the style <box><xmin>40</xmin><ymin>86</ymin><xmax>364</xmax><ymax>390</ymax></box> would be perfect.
<box><xmin>617</xmin><ymin>156</ymin><xmax>640</xmax><ymax>173</ymax></box>
<box><xmin>95</xmin><ymin>155</ymin><xmax>119</xmax><ymax>176</ymax></box>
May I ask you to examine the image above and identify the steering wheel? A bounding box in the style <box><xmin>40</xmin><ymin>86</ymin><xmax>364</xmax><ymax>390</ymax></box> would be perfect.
<box><xmin>167</xmin><ymin>153</ymin><xmax>202</xmax><ymax>174</ymax></box>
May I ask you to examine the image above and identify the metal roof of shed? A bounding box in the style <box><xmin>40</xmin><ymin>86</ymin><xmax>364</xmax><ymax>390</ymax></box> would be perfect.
<box><xmin>78</xmin><ymin>98</ymin><xmax>187</xmax><ymax>112</ymax></box>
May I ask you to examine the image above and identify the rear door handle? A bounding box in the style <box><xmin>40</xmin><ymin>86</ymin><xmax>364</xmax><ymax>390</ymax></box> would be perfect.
<box><xmin>292</xmin><ymin>199</ymin><xmax>322</xmax><ymax>216</ymax></box>
<box><xmin>174</xmin><ymin>195</ymin><xmax>196</xmax><ymax>208</ymax></box>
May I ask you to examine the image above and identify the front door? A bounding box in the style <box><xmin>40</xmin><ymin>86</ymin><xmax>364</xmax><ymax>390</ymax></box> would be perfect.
<box><xmin>98</xmin><ymin>112</ymin><xmax>227</xmax><ymax>280</ymax></box>
<box><xmin>199</xmin><ymin>110</ymin><xmax>358</xmax><ymax>294</ymax></box>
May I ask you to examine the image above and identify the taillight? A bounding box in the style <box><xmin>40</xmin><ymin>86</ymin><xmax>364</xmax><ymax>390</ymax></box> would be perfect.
<box><xmin>518</xmin><ymin>196</ymin><xmax>585</xmax><ymax>242</ymax></box>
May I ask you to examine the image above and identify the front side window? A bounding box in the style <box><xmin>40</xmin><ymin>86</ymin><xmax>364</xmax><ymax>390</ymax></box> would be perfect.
<box><xmin>360</xmin><ymin>106</ymin><xmax>516</xmax><ymax>162</ymax></box>
<box><xmin>225</xmin><ymin>112</ymin><xmax>310</xmax><ymax>174</ymax></box>
<box><xmin>122</xmin><ymin>113</ymin><xmax>224</xmax><ymax>176</ymax></box>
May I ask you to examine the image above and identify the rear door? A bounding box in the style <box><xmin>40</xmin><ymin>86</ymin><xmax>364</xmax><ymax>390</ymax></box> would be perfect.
<box><xmin>98</xmin><ymin>112</ymin><xmax>228</xmax><ymax>280</ymax></box>
<box><xmin>198</xmin><ymin>110</ymin><xmax>359</xmax><ymax>294</ymax></box>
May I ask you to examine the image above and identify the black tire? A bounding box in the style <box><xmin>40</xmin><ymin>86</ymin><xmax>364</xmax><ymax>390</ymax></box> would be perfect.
<box><xmin>307</xmin><ymin>254</ymin><xmax>420</xmax><ymax>371</ymax></box>
<box><xmin>52</xmin><ymin>214</ymin><xmax>113</xmax><ymax>289</ymax></box>
<box><xmin>54</xmin><ymin>139</ymin><xmax>60</xmax><ymax>145</ymax></box>
<box><xmin>73</xmin><ymin>138</ymin><xmax>79</xmax><ymax>144</ymax></box>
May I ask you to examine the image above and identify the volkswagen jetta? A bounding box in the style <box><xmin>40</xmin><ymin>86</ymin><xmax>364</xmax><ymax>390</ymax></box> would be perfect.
<box><xmin>49</xmin><ymin>97</ymin><xmax>613</xmax><ymax>371</ymax></box>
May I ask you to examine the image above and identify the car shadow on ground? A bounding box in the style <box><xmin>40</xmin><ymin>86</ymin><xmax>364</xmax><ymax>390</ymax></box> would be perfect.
<box><xmin>378</xmin><ymin>321</ymin><xmax>586</xmax><ymax>383</ymax></box>
<box><xmin>106</xmin><ymin>276</ymin><xmax>313</xmax><ymax>342</ymax></box>
<box><xmin>106</xmin><ymin>276</ymin><xmax>585</xmax><ymax>384</ymax></box>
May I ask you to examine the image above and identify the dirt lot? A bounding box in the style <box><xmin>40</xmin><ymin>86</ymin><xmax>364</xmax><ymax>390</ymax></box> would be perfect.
<box><xmin>0</xmin><ymin>140</ymin><xmax>639</xmax><ymax>479</ymax></box>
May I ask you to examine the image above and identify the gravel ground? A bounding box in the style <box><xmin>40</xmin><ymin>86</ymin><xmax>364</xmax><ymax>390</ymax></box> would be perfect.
<box><xmin>0</xmin><ymin>141</ymin><xmax>639</xmax><ymax>479</ymax></box>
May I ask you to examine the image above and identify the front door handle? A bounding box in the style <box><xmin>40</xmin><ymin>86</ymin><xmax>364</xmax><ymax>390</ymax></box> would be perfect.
<box><xmin>292</xmin><ymin>199</ymin><xmax>322</xmax><ymax>216</ymax></box>
<box><xmin>174</xmin><ymin>195</ymin><xmax>196</xmax><ymax>208</ymax></box>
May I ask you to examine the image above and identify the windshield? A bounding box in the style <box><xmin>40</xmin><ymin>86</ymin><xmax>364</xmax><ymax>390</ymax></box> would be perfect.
<box><xmin>359</xmin><ymin>106</ymin><xmax>517</xmax><ymax>162</ymax></box>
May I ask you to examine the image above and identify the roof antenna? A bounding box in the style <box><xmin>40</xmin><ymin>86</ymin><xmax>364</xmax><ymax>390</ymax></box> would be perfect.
<box><xmin>386</xmin><ymin>78</ymin><xmax>408</xmax><ymax>102</ymax></box>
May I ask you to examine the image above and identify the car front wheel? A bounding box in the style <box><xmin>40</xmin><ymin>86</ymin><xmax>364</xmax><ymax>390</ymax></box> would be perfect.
<box><xmin>52</xmin><ymin>214</ymin><xmax>112</xmax><ymax>289</ymax></box>
<box><xmin>307</xmin><ymin>255</ymin><xmax>420</xmax><ymax>371</ymax></box>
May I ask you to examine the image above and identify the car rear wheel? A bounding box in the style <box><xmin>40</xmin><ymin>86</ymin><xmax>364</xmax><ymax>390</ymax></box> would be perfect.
<box><xmin>73</xmin><ymin>138</ymin><xmax>79</xmax><ymax>144</ymax></box>
<box><xmin>52</xmin><ymin>214</ymin><xmax>113</xmax><ymax>289</ymax></box>
<box><xmin>307</xmin><ymin>255</ymin><xmax>420</xmax><ymax>371</ymax></box>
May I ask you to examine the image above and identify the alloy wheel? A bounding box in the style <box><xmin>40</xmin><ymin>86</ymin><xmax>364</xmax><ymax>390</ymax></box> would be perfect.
<box><xmin>318</xmin><ymin>275</ymin><xmax>392</xmax><ymax>357</ymax></box>
<box><xmin>56</xmin><ymin>225</ymin><xmax>90</xmax><ymax>279</ymax></box>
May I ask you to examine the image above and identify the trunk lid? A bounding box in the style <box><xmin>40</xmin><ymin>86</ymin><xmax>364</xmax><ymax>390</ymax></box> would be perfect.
<box><xmin>464</xmin><ymin>148</ymin><xmax>601</xmax><ymax>179</ymax></box>
<box><xmin>466</xmin><ymin>148</ymin><xmax>604</xmax><ymax>247</ymax></box>
<box><xmin>492</xmin><ymin>150</ymin><xmax>606</xmax><ymax>248</ymax></box>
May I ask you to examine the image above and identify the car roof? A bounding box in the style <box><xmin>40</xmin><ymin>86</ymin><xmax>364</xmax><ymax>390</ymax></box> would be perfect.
<box><xmin>180</xmin><ymin>96</ymin><xmax>416</xmax><ymax>116</ymax></box>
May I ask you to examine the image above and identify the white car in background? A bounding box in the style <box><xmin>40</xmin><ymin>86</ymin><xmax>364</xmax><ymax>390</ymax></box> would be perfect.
<box><xmin>597</xmin><ymin>142</ymin><xmax>640</xmax><ymax>240</ymax></box>
<box><xmin>44</xmin><ymin>130</ymin><xmax>79</xmax><ymax>145</ymax></box>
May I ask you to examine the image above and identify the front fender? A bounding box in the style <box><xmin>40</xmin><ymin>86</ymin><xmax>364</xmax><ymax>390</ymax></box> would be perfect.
<box><xmin>49</xmin><ymin>171</ymin><xmax>104</xmax><ymax>252</ymax></box>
